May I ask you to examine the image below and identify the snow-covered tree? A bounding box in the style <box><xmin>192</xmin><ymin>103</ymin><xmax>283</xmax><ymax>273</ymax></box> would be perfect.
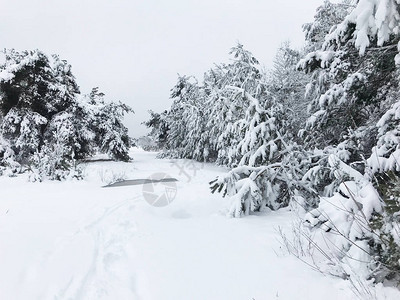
<box><xmin>296</xmin><ymin>0</ymin><xmax>400</xmax><ymax>284</ymax></box>
<box><xmin>0</xmin><ymin>133</ymin><xmax>19</xmax><ymax>174</ymax></box>
<box><xmin>270</xmin><ymin>43</ymin><xmax>310</xmax><ymax>139</ymax></box>
<box><xmin>299</xmin><ymin>0</ymin><xmax>400</xmax><ymax>149</ymax></box>
<box><xmin>95</xmin><ymin>101</ymin><xmax>132</xmax><ymax>162</ymax></box>
<box><xmin>143</xmin><ymin>110</ymin><xmax>169</xmax><ymax>150</ymax></box>
<box><xmin>201</xmin><ymin>65</ymin><xmax>230</xmax><ymax>161</ymax></box>
<box><xmin>163</xmin><ymin>75</ymin><xmax>201</xmax><ymax>158</ymax></box>
<box><xmin>302</xmin><ymin>0</ymin><xmax>351</xmax><ymax>52</ymax></box>
<box><xmin>0</xmin><ymin>49</ymin><xmax>78</xmax><ymax>119</ymax></box>
<box><xmin>33</xmin><ymin>112</ymin><xmax>81</xmax><ymax>180</ymax></box>
<box><xmin>0</xmin><ymin>49</ymin><xmax>134</xmax><ymax>179</ymax></box>
<box><xmin>144</xmin><ymin>0</ymin><xmax>400</xmax><ymax>286</ymax></box>
<box><xmin>153</xmin><ymin>44</ymin><xmax>265</xmax><ymax>165</ymax></box>
<box><xmin>214</xmin><ymin>44</ymin><xmax>263</xmax><ymax>165</ymax></box>
<box><xmin>210</xmin><ymin>68</ymin><xmax>301</xmax><ymax>215</ymax></box>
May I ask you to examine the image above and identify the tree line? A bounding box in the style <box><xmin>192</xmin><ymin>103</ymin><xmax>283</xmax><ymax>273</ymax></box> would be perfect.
<box><xmin>145</xmin><ymin>0</ymin><xmax>400</xmax><ymax>285</ymax></box>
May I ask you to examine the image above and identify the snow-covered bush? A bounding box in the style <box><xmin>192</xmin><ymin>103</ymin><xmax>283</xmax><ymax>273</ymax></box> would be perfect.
<box><xmin>370</xmin><ymin>171</ymin><xmax>400</xmax><ymax>282</ymax></box>
<box><xmin>211</xmin><ymin>164</ymin><xmax>283</xmax><ymax>217</ymax></box>
<box><xmin>304</xmin><ymin>157</ymin><xmax>400</xmax><ymax>283</ymax></box>
<box><xmin>136</xmin><ymin>136</ymin><xmax>158</xmax><ymax>151</ymax></box>
<box><xmin>0</xmin><ymin>134</ymin><xmax>20</xmax><ymax>175</ymax></box>
<box><xmin>98</xmin><ymin>168</ymin><xmax>127</xmax><ymax>186</ymax></box>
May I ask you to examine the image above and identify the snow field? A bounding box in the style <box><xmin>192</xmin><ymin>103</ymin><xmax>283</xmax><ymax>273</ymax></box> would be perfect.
<box><xmin>0</xmin><ymin>148</ymin><xmax>399</xmax><ymax>299</ymax></box>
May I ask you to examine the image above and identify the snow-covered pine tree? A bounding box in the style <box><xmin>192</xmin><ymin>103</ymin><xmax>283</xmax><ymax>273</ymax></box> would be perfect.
<box><xmin>0</xmin><ymin>49</ymin><xmax>134</xmax><ymax>179</ymax></box>
<box><xmin>201</xmin><ymin>65</ymin><xmax>230</xmax><ymax>161</ymax></box>
<box><xmin>362</xmin><ymin>88</ymin><xmax>400</xmax><ymax>282</ymax></box>
<box><xmin>213</xmin><ymin>43</ymin><xmax>264</xmax><ymax>166</ymax></box>
<box><xmin>269</xmin><ymin>42</ymin><xmax>310</xmax><ymax>140</ymax></box>
<box><xmin>210</xmin><ymin>89</ymin><xmax>293</xmax><ymax>216</ymax></box>
<box><xmin>88</xmin><ymin>88</ymin><xmax>133</xmax><ymax>162</ymax></box>
<box><xmin>162</xmin><ymin>75</ymin><xmax>203</xmax><ymax>159</ymax></box>
<box><xmin>34</xmin><ymin>112</ymin><xmax>81</xmax><ymax>180</ymax></box>
<box><xmin>208</xmin><ymin>41</ymin><xmax>330</xmax><ymax>216</ymax></box>
<box><xmin>1</xmin><ymin>108</ymin><xmax>47</xmax><ymax>166</ymax></box>
<box><xmin>97</xmin><ymin>101</ymin><xmax>132</xmax><ymax>162</ymax></box>
<box><xmin>156</xmin><ymin>44</ymin><xmax>268</xmax><ymax>164</ymax></box>
<box><xmin>367</xmin><ymin>93</ymin><xmax>400</xmax><ymax>175</ymax></box>
<box><xmin>0</xmin><ymin>133</ymin><xmax>19</xmax><ymax>175</ymax></box>
<box><xmin>299</xmin><ymin>0</ymin><xmax>400</xmax><ymax>151</ymax></box>
<box><xmin>299</xmin><ymin>0</ymin><xmax>400</xmax><ymax>193</ymax></box>
<box><xmin>302</xmin><ymin>0</ymin><xmax>352</xmax><ymax>52</ymax></box>
<box><xmin>208</xmin><ymin>43</ymin><xmax>318</xmax><ymax>216</ymax></box>
<box><xmin>179</xmin><ymin>83</ymin><xmax>209</xmax><ymax>161</ymax></box>
<box><xmin>143</xmin><ymin>110</ymin><xmax>169</xmax><ymax>150</ymax></box>
<box><xmin>0</xmin><ymin>49</ymin><xmax>81</xmax><ymax>172</ymax></box>
<box><xmin>289</xmin><ymin>0</ymin><xmax>400</xmax><ymax>207</ymax></box>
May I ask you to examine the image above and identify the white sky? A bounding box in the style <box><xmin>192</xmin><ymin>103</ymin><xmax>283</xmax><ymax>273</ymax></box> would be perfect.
<box><xmin>0</xmin><ymin>0</ymin><xmax>323</xmax><ymax>137</ymax></box>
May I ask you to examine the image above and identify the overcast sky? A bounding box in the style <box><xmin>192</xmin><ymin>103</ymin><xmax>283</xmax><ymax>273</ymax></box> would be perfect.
<box><xmin>0</xmin><ymin>0</ymin><xmax>323</xmax><ymax>137</ymax></box>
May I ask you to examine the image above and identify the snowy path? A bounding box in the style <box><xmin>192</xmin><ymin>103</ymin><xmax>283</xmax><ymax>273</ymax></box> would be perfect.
<box><xmin>0</xmin><ymin>149</ymin><xmax>398</xmax><ymax>299</ymax></box>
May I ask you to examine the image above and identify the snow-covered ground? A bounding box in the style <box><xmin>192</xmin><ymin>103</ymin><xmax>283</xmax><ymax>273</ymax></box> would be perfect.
<box><xmin>0</xmin><ymin>148</ymin><xmax>399</xmax><ymax>299</ymax></box>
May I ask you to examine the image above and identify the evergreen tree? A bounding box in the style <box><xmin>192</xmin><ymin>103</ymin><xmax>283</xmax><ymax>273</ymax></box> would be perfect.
<box><xmin>270</xmin><ymin>42</ymin><xmax>310</xmax><ymax>139</ymax></box>
<box><xmin>215</xmin><ymin>44</ymin><xmax>263</xmax><ymax>165</ymax></box>
<box><xmin>95</xmin><ymin>101</ymin><xmax>133</xmax><ymax>162</ymax></box>
<box><xmin>164</xmin><ymin>75</ymin><xmax>200</xmax><ymax>158</ymax></box>
<box><xmin>299</xmin><ymin>0</ymin><xmax>400</xmax><ymax>150</ymax></box>
<box><xmin>143</xmin><ymin>110</ymin><xmax>169</xmax><ymax>150</ymax></box>
<box><xmin>298</xmin><ymin>0</ymin><xmax>400</xmax><ymax>283</ymax></box>
<box><xmin>0</xmin><ymin>49</ymin><xmax>134</xmax><ymax>179</ymax></box>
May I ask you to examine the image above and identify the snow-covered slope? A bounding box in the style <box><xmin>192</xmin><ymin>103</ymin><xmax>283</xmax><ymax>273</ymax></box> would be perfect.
<box><xmin>0</xmin><ymin>148</ymin><xmax>398</xmax><ymax>299</ymax></box>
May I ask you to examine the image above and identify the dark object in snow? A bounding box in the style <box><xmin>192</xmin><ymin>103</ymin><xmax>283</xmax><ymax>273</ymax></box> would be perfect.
<box><xmin>103</xmin><ymin>177</ymin><xmax>178</xmax><ymax>188</ymax></box>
